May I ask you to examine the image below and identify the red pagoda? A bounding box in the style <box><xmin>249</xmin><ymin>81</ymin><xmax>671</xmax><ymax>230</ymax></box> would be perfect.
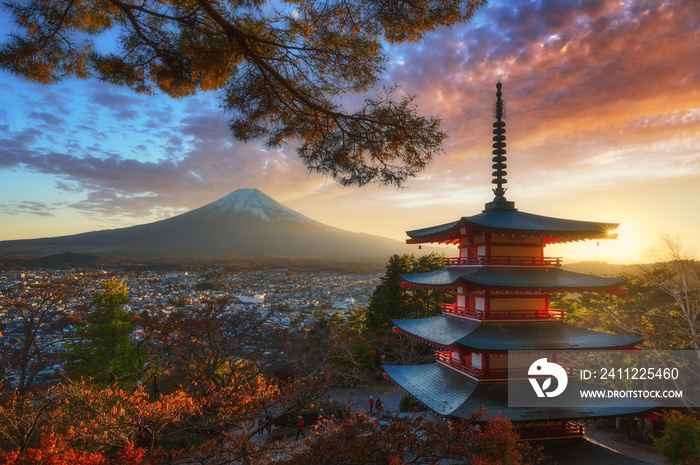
<box><xmin>383</xmin><ymin>83</ymin><xmax>650</xmax><ymax>442</ymax></box>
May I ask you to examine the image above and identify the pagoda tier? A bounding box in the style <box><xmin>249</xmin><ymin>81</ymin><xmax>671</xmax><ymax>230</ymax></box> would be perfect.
<box><xmin>405</xmin><ymin>209</ymin><xmax>619</xmax><ymax>246</ymax></box>
<box><xmin>392</xmin><ymin>316</ymin><xmax>642</xmax><ymax>351</ymax></box>
<box><xmin>400</xmin><ymin>267</ymin><xmax>627</xmax><ymax>294</ymax></box>
<box><xmin>383</xmin><ymin>363</ymin><xmax>653</xmax><ymax>423</ymax></box>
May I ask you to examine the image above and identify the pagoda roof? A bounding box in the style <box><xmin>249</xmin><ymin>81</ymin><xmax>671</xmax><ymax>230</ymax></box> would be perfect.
<box><xmin>406</xmin><ymin>209</ymin><xmax>618</xmax><ymax>244</ymax></box>
<box><xmin>383</xmin><ymin>363</ymin><xmax>653</xmax><ymax>422</ymax></box>
<box><xmin>400</xmin><ymin>267</ymin><xmax>627</xmax><ymax>293</ymax></box>
<box><xmin>392</xmin><ymin>316</ymin><xmax>642</xmax><ymax>350</ymax></box>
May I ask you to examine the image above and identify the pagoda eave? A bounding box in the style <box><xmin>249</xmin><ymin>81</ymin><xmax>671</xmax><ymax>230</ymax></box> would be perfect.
<box><xmin>406</xmin><ymin>233</ymin><xmax>460</xmax><ymax>245</ymax></box>
<box><xmin>392</xmin><ymin>326</ymin><xmax>458</xmax><ymax>349</ymax></box>
<box><xmin>400</xmin><ymin>281</ymin><xmax>459</xmax><ymax>291</ymax></box>
<box><xmin>400</xmin><ymin>280</ymin><xmax>627</xmax><ymax>295</ymax></box>
<box><xmin>401</xmin><ymin>268</ymin><xmax>628</xmax><ymax>295</ymax></box>
<box><xmin>406</xmin><ymin>233</ymin><xmax>616</xmax><ymax>247</ymax></box>
<box><xmin>406</xmin><ymin>212</ymin><xmax>619</xmax><ymax>243</ymax></box>
<box><xmin>383</xmin><ymin>363</ymin><xmax>655</xmax><ymax>423</ymax></box>
<box><xmin>544</xmin><ymin>234</ymin><xmax>618</xmax><ymax>245</ymax></box>
<box><xmin>392</xmin><ymin>316</ymin><xmax>643</xmax><ymax>351</ymax></box>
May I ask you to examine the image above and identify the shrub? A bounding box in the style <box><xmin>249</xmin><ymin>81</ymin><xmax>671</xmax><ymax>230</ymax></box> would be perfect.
<box><xmin>655</xmin><ymin>410</ymin><xmax>700</xmax><ymax>465</ymax></box>
<box><xmin>399</xmin><ymin>393</ymin><xmax>421</xmax><ymax>412</ymax></box>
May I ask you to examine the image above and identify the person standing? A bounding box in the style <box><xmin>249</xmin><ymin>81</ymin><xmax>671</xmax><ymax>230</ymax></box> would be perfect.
<box><xmin>296</xmin><ymin>415</ymin><xmax>306</xmax><ymax>441</ymax></box>
<box><xmin>375</xmin><ymin>397</ymin><xmax>383</xmax><ymax>412</ymax></box>
<box><xmin>296</xmin><ymin>415</ymin><xmax>305</xmax><ymax>440</ymax></box>
<box><xmin>369</xmin><ymin>395</ymin><xmax>375</xmax><ymax>414</ymax></box>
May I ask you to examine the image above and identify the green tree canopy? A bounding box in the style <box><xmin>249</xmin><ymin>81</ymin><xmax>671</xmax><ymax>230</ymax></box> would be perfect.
<box><xmin>365</xmin><ymin>253</ymin><xmax>451</xmax><ymax>333</ymax></box>
<box><xmin>0</xmin><ymin>0</ymin><xmax>486</xmax><ymax>187</ymax></box>
<box><xmin>63</xmin><ymin>278</ymin><xmax>146</xmax><ymax>386</ymax></box>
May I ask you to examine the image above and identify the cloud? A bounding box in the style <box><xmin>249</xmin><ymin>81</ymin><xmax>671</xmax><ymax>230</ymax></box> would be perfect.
<box><xmin>0</xmin><ymin>86</ymin><xmax>320</xmax><ymax>220</ymax></box>
<box><xmin>28</xmin><ymin>112</ymin><xmax>65</xmax><ymax>127</ymax></box>
<box><xmin>88</xmin><ymin>84</ymin><xmax>143</xmax><ymax>112</ymax></box>
<box><xmin>384</xmin><ymin>0</ymin><xmax>700</xmax><ymax>191</ymax></box>
<box><xmin>0</xmin><ymin>200</ymin><xmax>60</xmax><ymax>217</ymax></box>
<box><xmin>0</xmin><ymin>0</ymin><xmax>698</xmax><ymax>238</ymax></box>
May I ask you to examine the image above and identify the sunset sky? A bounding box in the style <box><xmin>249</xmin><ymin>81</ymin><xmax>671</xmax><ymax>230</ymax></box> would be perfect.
<box><xmin>1</xmin><ymin>0</ymin><xmax>699</xmax><ymax>263</ymax></box>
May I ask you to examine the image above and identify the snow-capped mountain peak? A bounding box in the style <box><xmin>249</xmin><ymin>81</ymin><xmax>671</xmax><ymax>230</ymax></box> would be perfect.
<box><xmin>189</xmin><ymin>189</ymin><xmax>318</xmax><ymax>223</ymax></box>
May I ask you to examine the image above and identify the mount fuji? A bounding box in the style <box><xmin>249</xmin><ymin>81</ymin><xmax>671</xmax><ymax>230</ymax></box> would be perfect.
<box><xmin>0</xmin><ymin>189</ymin><xmax>410</xmax><ymax>263</ymax></box>
<box><xmin>186</xmin><ymin>189</ymin><xmax>318</xmax><ymax>223</ymax></box>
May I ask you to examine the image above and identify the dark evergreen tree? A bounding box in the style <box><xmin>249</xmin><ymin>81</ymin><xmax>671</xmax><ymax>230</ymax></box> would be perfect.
<box><xmin>365</xmin><ymin>253</ymin><xmax>451</xmax><ymax>333</ymax></box>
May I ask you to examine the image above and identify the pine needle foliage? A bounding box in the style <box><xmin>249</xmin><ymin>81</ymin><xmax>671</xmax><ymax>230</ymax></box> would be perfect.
<box><xmin>0</xmin><ymin>0</ymin><xmax>487</xmax><ymax>186</ymax></box>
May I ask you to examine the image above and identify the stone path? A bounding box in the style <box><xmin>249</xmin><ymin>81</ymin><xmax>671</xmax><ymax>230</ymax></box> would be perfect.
<box><xmin>585</xmin><ymin>427</ymin><xmax>664</xmax><ymax>465</ymax></box>
<box><xmin>326</xmin><ymin>383</ymin><xmax>406</xmax><ymax>416</ymax></box>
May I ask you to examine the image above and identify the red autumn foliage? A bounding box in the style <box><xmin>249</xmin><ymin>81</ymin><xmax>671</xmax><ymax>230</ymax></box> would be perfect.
<box><xmin>0</xmin><ymin>432</ymin><xmax>151</xmax><ymax>465</ymax></box>
<box><xmin>2</xmin><ymin>379</ymin><xmax>534</xmax><ymax>464</ymax></box>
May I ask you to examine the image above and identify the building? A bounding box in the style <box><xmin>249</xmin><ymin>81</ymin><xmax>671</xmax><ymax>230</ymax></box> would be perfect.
<box><xmin>383</xmin><ymin>83</ymin><xmax>652</xmax><ymax>446</ymax></box>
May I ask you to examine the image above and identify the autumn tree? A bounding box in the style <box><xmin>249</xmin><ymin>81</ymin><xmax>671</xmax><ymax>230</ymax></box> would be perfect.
<box><xmin>0</xmin><ymin>0</ymin><xmax>486</xmax><ymax>187</ymax></box>
<box><xmin>0</xmin><ymin>374</ymin><xmax>545</xmax><ymax>465</ymax></box>
<box><xmin>0</xmin><ymin>375</ymin><xmax>333</xmax><ymax>464</ymax></box>
<box><xmin>641</xmin><ymin>235</ymin><xmax>700</xmax><ymax>358</ymax></box>
<box><xmin>50</xmin><ymin>380</ymin><xmax>200</xmax><ymax>455</ymax></box>
<box><xmin>551</xmin><ymin>274</ymin><xmax>677</xmax><ymax>350</ymax></box>
<box><xmin>0</xmin><ymin>384</ymin><xmax>150</xmax><ymax>463</ymax></box>
<box><xmin>553</xmin><ymin>236</ymin><xmax>700</xmax><ymax>355</ymax></box>
<box><xmin>0</xmin><ymin>387</ymin><xmax>63</xmax><ymax>454</ymax></box>
<box><xmin>136</xmin><ymin>297</ymin><xmax>287</xmax><ymax>389</ymax></box>
<box><xmin>287</xmin><ymin>313</ymin><xmax>377</xmax><ymax>380</ymax></box>
<box><xmin>63</xmin><ymin>278</ymin><xmax>147</xmax><ymax>386</ymax></box>
<box><xmin>1</xmin><ymin>380</ymin><xmax>185</xmax><ymax>462</ymax></box>
<box><xmin>0</xmin><ymin>434</ymin><xmax>149</xmax><ymax>465</ymax></box>
<box><xmin>655</xmin><ymin>410</ymin><xmax>700</xmax><ymax>465</ymax></box>
<box><xmin>278</xmin><ymin>411</ymin><xmax>537</xmax><ymax>465</ymax></box>
<box><xmin>1</xmin><ymin>274</ymin><xmax>84</xmax><ymax>396</ymax></box>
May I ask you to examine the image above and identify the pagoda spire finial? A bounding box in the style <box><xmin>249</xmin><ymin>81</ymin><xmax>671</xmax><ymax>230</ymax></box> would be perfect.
<box><xmin>485</xmin><ymin>82</ymin><xmax>516</xmax><ymax>211</ymax></box>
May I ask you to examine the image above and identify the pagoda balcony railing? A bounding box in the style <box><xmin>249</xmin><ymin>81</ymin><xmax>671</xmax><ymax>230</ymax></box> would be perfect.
<box><xmin>445</xmin><ymin>256</ymin><xmax>562</xmax><ymax>267</ymax></box>
<box><xmin>436</xmin><ymin>352</ymin><xmax>493</xmax><ymax>379</ymax></box>
<box><xmin>442</xmin><ymin>303</ymin><xmax>565</xmax><ymax>321</ymax></box>
<box><xmin>435</xmin><ymin>352</ymin><xmax>575</xmax><ymax>380</ymax></box>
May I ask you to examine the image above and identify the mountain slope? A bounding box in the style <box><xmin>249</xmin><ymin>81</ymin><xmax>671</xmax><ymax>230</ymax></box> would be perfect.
<box><xmin>0</xmin><ymin>189</ymin><xmax>411</xmax><ymax>262</ymax></box>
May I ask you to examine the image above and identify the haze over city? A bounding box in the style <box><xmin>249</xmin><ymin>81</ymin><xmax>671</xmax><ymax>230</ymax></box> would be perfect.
<box><xmin>1</xmin><ymin>0</ymin><xmax>698</xmax><ymax>263</ymax></box>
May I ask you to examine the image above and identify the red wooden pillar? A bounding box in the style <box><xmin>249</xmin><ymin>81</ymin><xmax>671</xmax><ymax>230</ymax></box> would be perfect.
<box><xmin>484</xmin><ymin>289</ymin><xmax>491</xmax><ymax>319</ymax></box>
